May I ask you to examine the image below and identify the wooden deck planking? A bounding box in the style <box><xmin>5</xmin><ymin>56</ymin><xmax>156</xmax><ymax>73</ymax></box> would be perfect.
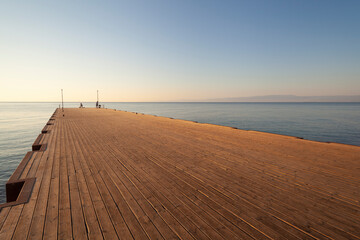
<box><xmin>119</xmin><ymin>117</ymin><xmax>358</xmax><ymax>237</ymax></box>
<box><xmin>92</xmin><ymin>122</ymin><xmax>302</xmax><ymax>239</ymax></box>
<box><xmin>138</xmin><ymin>126</ymin><xmax>358</xmax><ymax>239</ymax></box>
<box><xmin>68</xmin><ymin>124</ymin><xmax>105</xmax><ymax>239</ymax></box>
<box><xmin>73</xmin><ymin>121</ymin><xmax>162</xmax><ymax>239</ymax></box>
<box><xmin>73</xmin><ymin>116</ymin><xmax>228</xmax><ymax>239</ymax></box>
<box><xmin>101</xmin><ymin>143</ymin><xmax>259</xmax><ymax>239</ymax></box>
<box><xmin>73</xmin><ymin>137</ymin><xmax>161</xmax><ymax>239</ymax></box>
<box><xmin>73</xmin><ymin>121</ymin><xmax>199</xmax><ymax>239</ymax></box>
<box><xmin>43</xmin><ymin>119</ymin><xmax>61</xmax><ymax>240</ymax></box>
<box><xmin>71</xmin><ymin>113</ymin><xmax>258</xmax><ymax>239</ymax></box>
<box><xmin>0</xmin><ymin>108</ymin><xmax>359</xmax><ymax>239</ymax></box>
<box><xmin>65</xmin><ymin>121</ymin><xmax>92</xmax><ymax>240</ymax></box>
<box><xmin>78</xmin><ymin>115</ymin><xmax>261</xmax><ymax>239</ymax></box>
<box><xmin>68</xmin><ymin>123</ymin><xmax>132</xmax><ymax>239</ymax></box>
<box><xmin>68</xmin><ymin>124</ymin><xmax>120</xmax><ymax>240</ymax></box>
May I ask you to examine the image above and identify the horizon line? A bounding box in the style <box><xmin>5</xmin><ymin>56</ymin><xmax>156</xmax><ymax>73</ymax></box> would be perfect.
<box><xmin>1</xmin><ymin>101</ymin><xmax>360</xmax><ymax>103</ymax></box>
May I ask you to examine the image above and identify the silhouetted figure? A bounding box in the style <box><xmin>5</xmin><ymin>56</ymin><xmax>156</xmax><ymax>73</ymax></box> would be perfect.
<box><xmin>80</xmin><ymin>103</ymin><xmax>83</xmax><ymax>108</ymax></box>
<box><xmin>96</xmin><ymin>101</ymin><xmax>99</xmax><ymax>108</ymax></box>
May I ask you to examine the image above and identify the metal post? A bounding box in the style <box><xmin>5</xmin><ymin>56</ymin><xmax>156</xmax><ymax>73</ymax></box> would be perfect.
<box><xmin>96</xmin><ymin>90</ymin><xmax>100</xmax><ymax>108</ymax></box>
<box><xmin>61</xmin><ymin>89</ymin><xmax>64</xmax><ymax>111</ymax></box>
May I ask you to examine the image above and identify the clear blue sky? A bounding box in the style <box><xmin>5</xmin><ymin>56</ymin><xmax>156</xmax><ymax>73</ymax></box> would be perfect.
<box><xmin>1</xmin><ymin>0</ymin><xmax>359</xmax><ymax>101</ymax></box>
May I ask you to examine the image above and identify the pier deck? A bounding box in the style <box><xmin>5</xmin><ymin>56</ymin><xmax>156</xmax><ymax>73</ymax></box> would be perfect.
<box><xmin>0</xmin><ymin>108</ymin><xmax>359</xmax><ymax>239</ymax></box>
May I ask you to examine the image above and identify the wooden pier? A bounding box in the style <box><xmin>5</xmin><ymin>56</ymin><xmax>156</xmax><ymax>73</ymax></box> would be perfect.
<box><xmin>0</xmin><ymin>108</ymin><xmax>359</xmax><ymax>239</ymax></box>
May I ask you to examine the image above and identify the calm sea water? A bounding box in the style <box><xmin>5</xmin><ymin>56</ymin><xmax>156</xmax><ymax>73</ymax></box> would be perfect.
<box><xmin>0</xmin><ymin>102</ymin><xmax>359</xmax><ymax>202</ymax></box>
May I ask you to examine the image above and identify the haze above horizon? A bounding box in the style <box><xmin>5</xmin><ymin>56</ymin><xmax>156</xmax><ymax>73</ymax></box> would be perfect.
<box><xmin>1</xmin><ymin>1</ymin><xmax>359</xmax><ymax>102</ymax></box>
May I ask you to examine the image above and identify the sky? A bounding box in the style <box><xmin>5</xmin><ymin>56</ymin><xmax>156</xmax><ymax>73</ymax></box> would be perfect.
<box><xmin>1</xmin><ymin>0</ymin><xmax>360</xmax><ymax>102</ymax></box>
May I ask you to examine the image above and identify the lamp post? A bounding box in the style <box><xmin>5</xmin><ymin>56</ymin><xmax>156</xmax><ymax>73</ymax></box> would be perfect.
<box><xmin>61</xmin><ymin>89</ymin><xmax>64</xmax><ymax>111</ymax></box>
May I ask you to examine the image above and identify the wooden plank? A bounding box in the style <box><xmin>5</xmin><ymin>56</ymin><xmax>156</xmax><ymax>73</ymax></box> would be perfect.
<box><xmin>66</xmin><ymin>120</ymin><xmax>104</xmax><ymax>239</ymax></box>
<box><xmin>73</xmin><ymin>123</ymin><xmax>179</xmax><ymax>239</ymax></box>
<box><xmin>8</xmin><ymin>152</ymin><xmax>33</xmax><ymax>182</ymax></box>
<box><xmin>43</xmin><ymin>118</ymin><xmax>61</xmax><ymax>240</ymax></box>
<box><xmin>62</xmin><ymin>120</ymin><xmax>88</xmax><ymax>240</ymax></box>
<box><xmin>0</xmin><ymin>205</ymin><xmax>23</xmax><ymax>239</ymax></box>
<box><xmin>57</xmin><ymin>121</ymin><xmax>73</xmax><ymax>239</ymax></box>
<box><xmin>73</xmin><ymin>125</ymin><xmax>148</xmax><ymax>239</ymax></box>
<box><xmin>64</xmin><ymin>121</ymin><xmax>119</xmax><ymax>240</ymax></box>
<box><xmin>66</xmin><ymin>122</ymin><xmax>133</xmax><ymax>239</ymax></box>
<box><xmin>0</xmin><ymin>208</ymin><xmax>11</xmax><ymax>233</ymax></box>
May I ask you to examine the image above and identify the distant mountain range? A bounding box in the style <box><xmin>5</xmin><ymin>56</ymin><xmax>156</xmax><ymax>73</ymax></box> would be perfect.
<box><xmin>205</xmin><ymin>95</ymin><xmax>360</xmax><ymax>102</ymax></box>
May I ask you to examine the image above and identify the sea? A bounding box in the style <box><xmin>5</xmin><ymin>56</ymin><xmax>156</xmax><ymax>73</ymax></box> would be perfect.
<box><xmin>0</xmin><ymin>102</ymin><xmax>359</xmax><ymax>203</ymax></box>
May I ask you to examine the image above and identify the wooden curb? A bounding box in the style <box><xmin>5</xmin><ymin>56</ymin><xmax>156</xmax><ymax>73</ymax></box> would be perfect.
<box><xmin>32</xmin><ymin>134</ymin><xmax>47</xmax><ymax>151</ymax></box>
<box><xmin>0</xmin><ymin>152</ymin><xmax>36</xmax><ymax>209</ymax></box>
